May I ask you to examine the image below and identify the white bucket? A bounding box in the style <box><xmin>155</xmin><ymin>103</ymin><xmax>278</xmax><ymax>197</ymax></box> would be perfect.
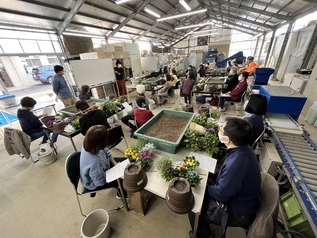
<box><xmin>37</xmin><ymin>143</ymin><xmax>57</xmax><ymax>165</ymax></box>
<box><xmin>131</xmin><ymin>77</ymin><xmax>140</xmax><ymax>87</ymax></box>
<box><xmin>81</xmin><ymin>209</ymin><xmax>110</xmax><ymax>238</ymax></box>
<box><xmin>149</xmin><ymin>103</ymin><xmax>156</xmax><ymax>110</ymax></box>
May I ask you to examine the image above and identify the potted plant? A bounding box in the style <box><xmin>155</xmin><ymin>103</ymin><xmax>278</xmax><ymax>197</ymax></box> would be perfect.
<box><xmin>103</xmin><ymin>101</ymin><xmax>120</xmax><ymax>117</ymax></box>
<box><xmin>124</xmin><ymin>140</ymin><xmax>154</xmax><ymax>169</ymax></box>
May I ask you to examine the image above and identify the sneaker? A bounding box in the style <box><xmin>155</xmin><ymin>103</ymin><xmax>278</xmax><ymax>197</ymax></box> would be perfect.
<box><xmin>220</xmin><ymin>107</ymin><xmax>226</xmax><ymax>112</ymax></box>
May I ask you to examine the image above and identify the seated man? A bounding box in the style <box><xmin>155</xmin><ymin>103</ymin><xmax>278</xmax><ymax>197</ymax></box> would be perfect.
<box><xmin>238</xmin><ymin>56</ymin><xmax>259</xmax><ymax>75</ymax></box>
<box><xmin>188</xmin><ymin>117</ymin><xmax>261</xmax><ymax>238</ymax></box>
<box><xmin>17</xmin><ymin>96</ymin><xmax>58</xmax><ymax>144</ymax></box>
<box><xmin>75</xmin><ymin>100</ymin><xmax>111</xmax><ymax>136</ymax></box>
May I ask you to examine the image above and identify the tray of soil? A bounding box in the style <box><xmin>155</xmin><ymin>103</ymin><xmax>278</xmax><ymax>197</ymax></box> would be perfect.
<box><xmin>58</xmin><ymin>98</ymin><xmax>108</xmax><ymax>116</ymax></box>
<box><xmin>142</xmin><ymin>77</ymin><xmax>162</xmax><ymax>85</ymax></box>
<box><xmin>134</xmin><ymin>109</ymin><xmax>194</xmax><ymax>154</ymax></box>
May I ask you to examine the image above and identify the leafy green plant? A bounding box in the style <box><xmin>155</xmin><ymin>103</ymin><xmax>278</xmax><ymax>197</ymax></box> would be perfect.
<box><xmin>103</xmin><ymin>101</ymin><xmax>120</xmax><ymax>116</ymax></box>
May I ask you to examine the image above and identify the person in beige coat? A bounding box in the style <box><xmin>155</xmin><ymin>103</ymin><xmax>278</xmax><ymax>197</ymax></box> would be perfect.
<box><xmin>4</xmin><ymin>128</ymin><xmax>31</xmax><ymax>159</ymax></box>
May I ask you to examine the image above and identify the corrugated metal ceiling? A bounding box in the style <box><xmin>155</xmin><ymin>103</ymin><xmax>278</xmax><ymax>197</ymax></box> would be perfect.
<box><xmin>0</xmin><ymin>0</ymin><xmax>316</xmax><ymax>45</ymax></box>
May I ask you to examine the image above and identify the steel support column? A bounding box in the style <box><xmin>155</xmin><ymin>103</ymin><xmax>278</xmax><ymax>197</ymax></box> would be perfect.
<box><xmin>264</xmin><ymin>29</ymin><xmax>276</xmax><ymax>67</ymax></box>
<box><xmin>301</xmin><ymin>24</ymin><xmax>317</xmax><ymax>69</ymax></box>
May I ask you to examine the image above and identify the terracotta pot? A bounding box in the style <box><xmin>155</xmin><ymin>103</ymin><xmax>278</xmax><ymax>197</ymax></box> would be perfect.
<box><xmin>165</xmin><ymin>177</ymin><xmax>194</xmax><ymax>214</ymax></box>
<box><xmin>53</xmin><ymin>120</ymin><xmax>66</xmax><ymax>134</ymax></box>
<box><xmin>185</xmin><ymin>104</ymin><xmax>194</xmax><ymax>113</ymax></box>
<box><xmin>41</xmin><ymin>116</ymin><xmax>56</xmax><ymax>127</ymax></box>
<box><xmin>123</xmin><ymin>163</ymin><xmax>148</xmax><ymax>192</ymax></box>
<box><xmin>198</xmin><ymin>106</ymin><xmax>209</xmax><ymax>115</ymax></box>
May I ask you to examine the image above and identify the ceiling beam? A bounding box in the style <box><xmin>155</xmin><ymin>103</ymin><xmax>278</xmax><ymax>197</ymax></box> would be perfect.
<box><xmin>107</xmin><ymin>0</ymin><xmax>155</xmax><ymax>39</ymax></box>
<box><xmin>290</xmin><ymin>3</ymin><xmax>317</xmax><ymax>22</ymax></box>
<box><xmin>208</xmin><ymin>0</ymin><xmax>288</xmax><ymax>20</ymax></box>
<box><xmin>211</xmin><ymin>8</ymin><xmax>275</xmax><ymax>30</ymax></box>
<box><xmin>58</xmin><ymin>0</ymin><xmax>86</xmax><ymax>35</ymax></box>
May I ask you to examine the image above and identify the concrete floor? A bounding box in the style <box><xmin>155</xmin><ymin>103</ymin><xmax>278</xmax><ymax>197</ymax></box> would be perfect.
<box><xmin>1</xmin><ymin>80</ymin><xmax>316</xmax><ymax>238</ymax></box>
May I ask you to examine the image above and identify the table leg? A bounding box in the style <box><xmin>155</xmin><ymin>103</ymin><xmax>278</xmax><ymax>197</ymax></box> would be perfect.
<box><xmin>117</xmin><ymin>178</ymin><xmax>129</xmax><ymax>212</ymax></box>
<box><xmin>193</xmin><ymin>212</ymin><xmax>200</xmax><ymax>238</ymax></box>
<box><xmin>69</xmin><ymin>137</ymin><xmax>77</xmax><ymax>151</ymax></box>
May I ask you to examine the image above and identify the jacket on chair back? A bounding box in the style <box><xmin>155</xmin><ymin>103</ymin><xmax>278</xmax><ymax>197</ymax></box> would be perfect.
<box><xmin>4</xmin><ymin>128</ymin><xmax>31</xmax><ymax>159</ymax></box>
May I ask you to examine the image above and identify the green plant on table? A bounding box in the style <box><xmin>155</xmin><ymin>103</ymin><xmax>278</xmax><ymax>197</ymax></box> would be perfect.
<box><xmin>103</xmin><ymin>101</ymin><xmax>120</xmax><ymax>116</ymax></box>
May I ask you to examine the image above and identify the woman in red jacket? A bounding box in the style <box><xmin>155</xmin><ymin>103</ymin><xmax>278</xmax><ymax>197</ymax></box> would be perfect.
<box><xmin>134</xmin><ymin>96</ymin><xmax>154</xmax><ymax>127</ymax></box>
<box><xmin>219</xmin><ymin>71</ymin><xmax>249</xmax><ymax>112</ymax></box>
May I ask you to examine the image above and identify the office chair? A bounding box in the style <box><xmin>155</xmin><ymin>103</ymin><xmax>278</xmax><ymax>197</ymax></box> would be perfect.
<box><xmin>223</xmin><ymin>86</ymin><xmax>252</xmax><ymax>116</ymax></box>
<box><xmin>252</xmin><ymin>128</ymin><xmax>266</xmax><ymax>150</ymax></box>
<box><xmin>107</xmin><ymin>124</ymin><xmax>128</xmax><ymax>153</ymax></box>
<box><xmin>65</xmin><ymin>152</ymin><xmax>127</xmax><ymax>217</ymax></box>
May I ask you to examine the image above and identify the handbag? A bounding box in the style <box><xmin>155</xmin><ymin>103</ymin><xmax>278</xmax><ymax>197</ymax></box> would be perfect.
<box><xmin>206</xmin><ymin>198</ymin><xmax>228</xmax><ymax>237</ymax></box>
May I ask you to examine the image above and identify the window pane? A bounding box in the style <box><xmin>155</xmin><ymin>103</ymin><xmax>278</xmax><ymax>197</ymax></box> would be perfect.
<box><xmin>49</xmin><ymin>34</ymin><xmax>58</xmax><ymax>40</ymax></box>
<box><xmin>52</xmin><ymin>41</ymin><xmax>62</xmax><ymax>53</ymax></box>
<box><xmin>38</xmin><ymin>41</ymin><xmax>54</xmax><ymax>53</ymax></box>
<box><xmin>20</xmin><ymin>40</ymin><xmax>40</xmax><ymax>53</ymax></box>
<box><xmin>0</xmin><ymin>39</ymin><xmax>23</xmax><ymax>53</ymax></box>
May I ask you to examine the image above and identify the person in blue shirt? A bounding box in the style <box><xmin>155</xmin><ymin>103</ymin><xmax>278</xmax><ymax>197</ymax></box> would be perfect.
<box><xmin>52</xmin><ymin>65</ymin><xmax>77</xmax><ymax>107</ymax></box>
<box><xmin>17</xmin><ymin>96</ymin><xmax>58</xmax><ymax>144</ymax></box>
<box><xmin>78</xmin><ymin>85</ymin><xmax>91</xmax><ymax>101</ymax></box>
<box><xmin>80</xmin><ymin>125</ymin><xmax>126</xmax><ymax>198</ymax></box>
<box><xmin>188</xmin><ymin>117</ymin><xmax>261</xmax><ymax>238</ymax></box>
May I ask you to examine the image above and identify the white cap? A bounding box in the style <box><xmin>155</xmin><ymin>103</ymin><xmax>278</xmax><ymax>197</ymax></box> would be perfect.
<box><xmin>136</xmin><ymin>84</ymin><xmax>145</xmax><ymax>94</ymax></box>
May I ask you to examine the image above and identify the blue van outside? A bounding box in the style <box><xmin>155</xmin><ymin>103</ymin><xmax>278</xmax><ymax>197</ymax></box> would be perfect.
<box><xmin>32</xmin><ymin>65</ymin><xmax>55</xmax><ymax>84</ymax></box>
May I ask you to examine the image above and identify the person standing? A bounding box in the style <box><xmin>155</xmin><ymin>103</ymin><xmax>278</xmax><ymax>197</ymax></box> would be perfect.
<box><xmin>180</xmin><ymin>71</ymin><xmax>195</xmax><ymax>104</ymax></box>
<box><xmin>52</xmin><ymin>65</ymin><xmax>77</xmax><ymax>107</ymax></box>
<box><xmin>114</xmin><ymin>60</ymin><xmax>127</xmax><ymax>96</ymax></box>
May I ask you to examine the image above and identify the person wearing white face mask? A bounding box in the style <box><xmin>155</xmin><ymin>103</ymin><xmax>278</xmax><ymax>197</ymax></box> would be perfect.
<box><xmin>188</xmin><ymin>117</ymin><xmax>261</xmax><ymax>238</ymax></box>
<box><xmin>219</xmin><ymin>71</ymin><xmax>249</xmax><ymax>112</ymax></box>
<box><xmin>114</xmin><ymin>60</ymin><xmax>127</xmax><ymax>96</ymax></box>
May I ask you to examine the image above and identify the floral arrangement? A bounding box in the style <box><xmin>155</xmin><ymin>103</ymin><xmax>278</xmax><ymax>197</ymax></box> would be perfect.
<box><xmin>124</xmin><ymin>139</ymin><xmax>154</xmax><ymax>168</ymax></box>
<box><xmin>68</xmin><ymin>114</ymin><xmax>80</xmax><ymax>129</ymax></box>
<box><xmin>114</xmin><ymin>95</ymin><xmax>127</xmax><ymax>103</ymax></box>
<box><xmin>156</xmin><ymin>156</ymin><xmax>202</xmax><ymax>186</ymax></box>
<box><xmin>103</xmin><ymin>101</ymin><xmax>120</xmax><ymax>117</ymax></box>
<box><xmin>183</xmin><ymin>114</ymin><xmax>219</xmax><ymax>155</ymax></box>
<box><xmin>46</xmin><ymin>118</ymin><xmax>58</xmax><ymax>127</ymax></box>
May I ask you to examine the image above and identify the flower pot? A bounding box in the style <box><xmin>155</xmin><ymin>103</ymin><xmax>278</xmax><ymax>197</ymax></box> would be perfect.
<box><xmin>41</xmin><ymin>116</ymin><xmax>56</xmax><ymax>127</ymax></box>
<box><xmin>185</xmin><ymin>104</ymin><xmax>194</xmax><ymax>113</ymax></box>
<box><xmin>165</xmin><ymin>177</ymin><xmax>194</xmax><ymax>214</ymax></box>
<box><xmin>53</xmin><ymin>120</ymin><xmax>66</xmax><ymax>134</ymax></box>
<box><xmin>198</xmin><ymin>106</ymin><xmax>209</xmax><ymax>115</ymax></box>
<box><xmin>123</xmin><ymin>162</ymin><xmax>148</xmax><ymax>192</ymax></box>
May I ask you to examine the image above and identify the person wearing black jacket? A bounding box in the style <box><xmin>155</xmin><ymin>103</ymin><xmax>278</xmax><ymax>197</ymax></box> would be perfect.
<box><xmin>75</xmin><ymin>100</ymin><xmax>111</xmax><ymax>136</ymax></box>
<box><xmin>17</xmin><ymin>96</ymin><xmax>58</xmax><ymax>144</ymax></box>
<box><xmin>114</xmin><ymin>60</ymin><xmax>127</xmax><ymax>95</ymax></box>
<box><xmin>221</xmin><ymin>66</ymin><xmax>239</xmax><ymax>94</ymax></box>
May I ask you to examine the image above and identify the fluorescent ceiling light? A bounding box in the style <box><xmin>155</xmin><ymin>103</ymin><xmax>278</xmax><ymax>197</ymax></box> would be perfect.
<box><xmin>193</xmin><ymin>29</ymin><xmax>217</xmax><ymax>34</ymax></box>
<box><xmin>179</xmin><ymin>0</ymin><xmax>191</xmax><ymax>11</ymax></box>
<box><xmin>144</xmin><ymin>7</ymin><xmax>161</xmax><ymax>18</ymax></box>
<box><xmin>115</xmin><ymin>0</ymin><xmax>130</xmax><ymax>4</ymax></box>
<box><xmin>175</xmin><ymin>22</ymin><xmax>212</xmax><ymax>30</ymax></box>
<box><xmin>193</xmin><ymin>33</ymin><xmax>217</xmax><ymax>38</ymax></box>
<box><xmin>157</xmin><ymin>9</ymin><xmax>207</xmax><ymax>22</ymax></box>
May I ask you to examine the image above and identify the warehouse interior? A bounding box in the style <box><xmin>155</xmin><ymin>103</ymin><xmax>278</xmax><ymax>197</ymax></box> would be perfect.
<box><xmin>1</xmin><ymin>0</ymin><xmax>317</xmax><ymax>238</ymax></box>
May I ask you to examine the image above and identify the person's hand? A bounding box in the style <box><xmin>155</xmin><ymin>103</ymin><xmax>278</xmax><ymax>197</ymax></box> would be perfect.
<box><xmin>207</xmin><ymin>178</ymin><xmax>216</xmax><ymax>186</ymax></box>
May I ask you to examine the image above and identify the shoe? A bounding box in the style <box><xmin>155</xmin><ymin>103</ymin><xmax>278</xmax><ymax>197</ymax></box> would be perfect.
<box><xmin>162</xmin><ymin>99</ymin><xmax>168</xmax><ymax>105</ymax></box>
<box><xmin>220</xmin><ymin>107</ymin><xmax>226</xmax><ymax>112</ymax></box>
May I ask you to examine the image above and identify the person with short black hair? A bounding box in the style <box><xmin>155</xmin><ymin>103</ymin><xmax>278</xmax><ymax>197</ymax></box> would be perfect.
<box><xmin>79</xmin><ymin>85</ymin><xmax>91</xmax><ymax>101</ymax></box>
<box><xmin>157</xmin><ymin>73</ymin><xmax>172</xmax><ymax>105</ymax></box>
<box><xmin>244</xmin><ymin>94</ymin><xmax>268</xmax><ymax>147</ymax></box>
<box><xmin>114</xmin><ymin>60</ymin><xmax>127</xmax><ymax>95</ymax></box>
<box><xmin>80</xmin><ymin>125</ymin><xmax>126</xmax><ymax>198</ymax></box>
<box><xmin>75</xmin><ymin>100</ymin><xmax>110</xmax><ymax>136</ymax></box>
<box><xmin>198</xmin><ymin>64</ymin><xmax>206</xmax><ymax>78</ymax></box>
<box><xmin>219</xmin><ymin>71</ymin><xmax>249</xmax><ymax>112</ymax></box>
<box><xmin>134</xmin><ymin>96</ymin><xmax>154</xmax><ymax>127</ymax></box>
<box><xmin>52</xmin><ymin>65</ymin><xmax>77</xmax><ymax>107</ymax></box>
<box><xmin>221</xmin><ymin>66</ymin><xmax>239</xmax><ymax>94</ymax></box>
<box><xmin>188</xmin><ymin>117</ymin><xmax>261</xmax><ymax>238</ymax></box>
<box><xmin>17</xmin><ymin>96</ymin><xmax>58</xmax><ymax>144</ymax></box>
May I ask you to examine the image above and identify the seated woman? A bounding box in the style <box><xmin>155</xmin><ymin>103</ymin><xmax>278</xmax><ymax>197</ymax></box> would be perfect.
<box><xmin>75</xmin><ymin>100</ymin><xmax>110</xmax><ymax>136</ymax></box>
<box><xmin>221</xmin><ymin>66</ymin><xmax>239</xmax><ymax>94</ymax></box>
<box><xmin>243</xmin><ymin>94</ymin><xmax>268</xmax><ymax>147</ymax></box>
<box><xmin>180</xmin><ymin>71</ymin><xmax>195</xmax><ymax>104</ymax></box>
<box><xmin>219</xmin><ymin>71</ymin><xmax>249</xmax><ymax>112</ymax></box>
<box><xmin>80</xmin><ymin>125</ymin><xmax>126</xmax><ymax>198</ymax></box>
<box><xmin>121</xmin><ymin>84</ymin><xmax>149</xmax><ymax>132</ymax></box>
<box><xmin>78</xmin><ymin>85</ymin><xmax>91</xmax><ymax>101</ymax></box>
<box><xmin>157</xmin><ymin>73</ymin><xmax>172</xmax><ymax>105</ymax></box>
<box><xmin>134</xmin><ymin>96</ymin><xmax>154</xmax><ymax>127</ymax></box>
<box><xmin>17</xmin><ymin>96</ymin><xmax>58</xmax><ymax>144</ymax></box>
